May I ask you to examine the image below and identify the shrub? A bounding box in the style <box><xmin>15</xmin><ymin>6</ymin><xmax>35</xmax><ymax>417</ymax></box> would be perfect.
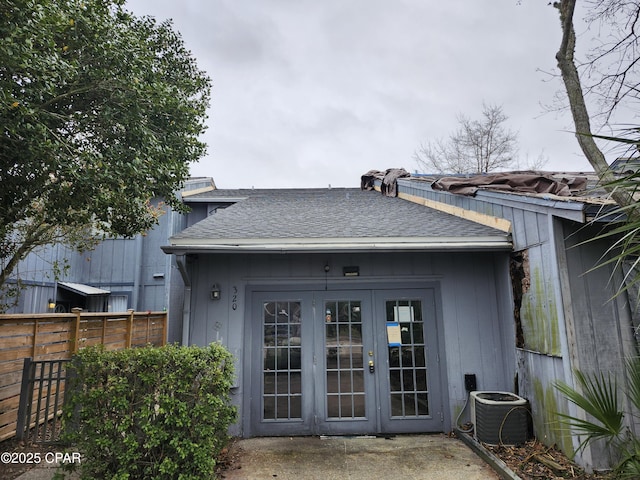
<box><xmin>61</xmin><ymin>343</ymin><xmax>237</xmax><ymax>480</ymax></box>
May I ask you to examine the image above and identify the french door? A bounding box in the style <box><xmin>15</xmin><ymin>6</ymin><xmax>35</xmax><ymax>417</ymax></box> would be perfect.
<box><xmin>315</xmin><ymin>292</ymin><xmax>376</xmax><ymax>434</ymax></box>
<box><xmin>248</xmin><ymin>287</ymin><xmax>443</xmax><ymax>436</ymax></box>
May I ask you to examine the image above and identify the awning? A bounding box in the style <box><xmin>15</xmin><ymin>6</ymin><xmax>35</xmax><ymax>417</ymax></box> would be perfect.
<box><xmin>58</xmin><ymin>282</ymin><xmax>110</xmax><ymax>296</ymax></box>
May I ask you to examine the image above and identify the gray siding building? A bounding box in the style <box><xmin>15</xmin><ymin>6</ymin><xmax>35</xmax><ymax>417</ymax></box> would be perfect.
<box><xmin>4</xmin><ymin>178</ymin><xmax>215</xmax><ymax>344</ymax></box>
<box><xmin>7</xmin><ymin>170</ymin><xmax>635</xmax><ymax>471</ymax></box>
<box><xmin>163</xmin><ymin>187</ymin><xmax>514</xmax><ymax>439</ymax></box>
<box><xmin>164</xmin><ymin>172</ymin><xmax>636</xmax><ymax>471</ymax></box>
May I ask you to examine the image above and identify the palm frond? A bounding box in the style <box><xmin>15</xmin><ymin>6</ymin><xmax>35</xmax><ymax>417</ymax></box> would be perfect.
<box><xmin>555</xmin><ymin>370</ymin><xmax>624</xmax><ymax>447</ymax></box>
<box><xmin>573</xmin><ymin>196</ymin><xmax>640</xmax><ymax>301</ymax></box>
<box><xmin>589</xmin><ymin>130</ymin><xmax>640</xmax><ymax>146</ymax></box>
<box><xmin>569</xmin><ymin>129</ymin><xmax>640</xmax><ymax>300</ymax></box>
<box><xmin>617</xmin><ymin>436</ymin><xmax>640</xmax><ymax>479</ymax></box>
<box><xmin>626</xmin><ymin>357</ymin><xmax>640</xmax><ymax>413</ymax></box>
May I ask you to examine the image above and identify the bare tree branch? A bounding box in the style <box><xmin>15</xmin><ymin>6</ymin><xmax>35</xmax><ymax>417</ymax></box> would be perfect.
<box><xmin>554</xmin><ymin>0</ymin><xmax>638</xmax><ymax>216</ymax></box>
<box><xmin>577</xmin><ymin>1</ymin><xmax>640</xmax><ymax>123</ymax></box>
<box><xmin>414</xmin><ymin>103</ymin><xmax>519</xmax><ymax>174</ymax></box>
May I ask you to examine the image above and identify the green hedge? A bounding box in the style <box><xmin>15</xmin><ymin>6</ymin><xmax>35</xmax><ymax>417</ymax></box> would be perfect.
<box><xmin>61</xmin><ymin>343</ymin><xmax>237</xmax><ymax>480</ymax></box>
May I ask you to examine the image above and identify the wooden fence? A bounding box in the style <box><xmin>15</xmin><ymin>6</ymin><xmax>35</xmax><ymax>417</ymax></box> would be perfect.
<box><xmin>0</xmin><ymin>310</ymin><xmax>167</xmax><ymax>442</ymax></box>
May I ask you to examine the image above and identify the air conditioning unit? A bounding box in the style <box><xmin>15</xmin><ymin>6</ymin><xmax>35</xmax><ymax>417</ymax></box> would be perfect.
<box><xmin>469</xmin><ymin>391</ymin><xmax>528</xmax><ymax>445</ymax></box>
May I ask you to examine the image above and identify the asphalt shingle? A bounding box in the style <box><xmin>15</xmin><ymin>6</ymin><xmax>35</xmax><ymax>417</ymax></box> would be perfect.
<box><xmin>172</xmin><ymin>188</ymin><xmax>506</xmax><ymax>242</ymax></box>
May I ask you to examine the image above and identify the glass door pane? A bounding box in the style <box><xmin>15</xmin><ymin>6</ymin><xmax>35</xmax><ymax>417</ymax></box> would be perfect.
<box><xmin>386</xmin><ymin>300</ymin><xmax>429</xmax><ymax>417</ymax></box>
<box><xmin>325</xmin><ymin>300</ymin><xmax>365</xmax><ymax>418</ymax></box>
<box><xmin>262</xmin><ymin>301</ymin><xmax>302</xmax><ymax>420</ymax></box>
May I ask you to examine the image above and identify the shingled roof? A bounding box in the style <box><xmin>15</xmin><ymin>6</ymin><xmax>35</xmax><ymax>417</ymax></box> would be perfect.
<box><xmin>163</xmin><ymin>188</ymin><xmax>511</xmax><ymax>254</ymax></box>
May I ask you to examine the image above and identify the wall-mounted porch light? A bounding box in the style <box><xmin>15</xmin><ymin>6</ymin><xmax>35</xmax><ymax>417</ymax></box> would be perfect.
<box><xmin>210</xmin><ymin>284</ymin><xmax>221</xmax><ymax>300</ymax></box>
<box><xmin>48</xmin><ymin>299</ymin><xmax>56</xmax><ymax>310</ymax></box>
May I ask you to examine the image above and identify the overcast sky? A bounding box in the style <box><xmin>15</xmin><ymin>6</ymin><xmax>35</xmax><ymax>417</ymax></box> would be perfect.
<box><xmin>125</xmin><ymin>0</ymin><xmax>599</xmax><ymax>188</ymax></box>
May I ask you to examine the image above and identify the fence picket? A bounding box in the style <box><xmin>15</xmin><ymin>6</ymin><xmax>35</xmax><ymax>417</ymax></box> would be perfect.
<box><xmin>0</xmin><ymin>311</ymin><xmax>167</xmax><ymax>442</ymax></box>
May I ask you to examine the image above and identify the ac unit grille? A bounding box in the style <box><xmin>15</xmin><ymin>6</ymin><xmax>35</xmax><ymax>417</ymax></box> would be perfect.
<box><xmin>470</xmin><ymin>391</ymin><xmax>528</xmax><ymax>445</ymax></box>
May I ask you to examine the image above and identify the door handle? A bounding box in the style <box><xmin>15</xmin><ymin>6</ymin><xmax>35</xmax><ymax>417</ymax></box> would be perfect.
<box><xmin>369</xmin><ymin>360</ymin><xmax>375</xmax><ymax>373</ymax></box>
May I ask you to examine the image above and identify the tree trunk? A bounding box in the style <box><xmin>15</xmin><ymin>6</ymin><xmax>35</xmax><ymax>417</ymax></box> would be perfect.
<box><xmin>555</xmin><ymin>0</ymin><xmax>637</xmax><ymax>214</ymax></box>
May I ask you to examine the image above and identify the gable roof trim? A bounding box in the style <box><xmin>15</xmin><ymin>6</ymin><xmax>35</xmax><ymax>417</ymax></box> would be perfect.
<box><xmin>182</xmin><ymin>196</ymin><xmax>248</xmax><ymax>204</ymax></box>
<box><xmin>397</xmin><ymin>191</ymin><xmax>512</xmax><ymax>233</ymax></box>
<box><xmin>181</xmin><ymin>185</ymin><xmax>216</xmax><ymax>197</ymax></box>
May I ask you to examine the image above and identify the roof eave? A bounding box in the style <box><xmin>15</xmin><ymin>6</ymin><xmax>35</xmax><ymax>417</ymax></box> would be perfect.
<box><xmin>162</xmin><ymin>237</ymin><xmax>513</xmax><ymax>255</ymax></box>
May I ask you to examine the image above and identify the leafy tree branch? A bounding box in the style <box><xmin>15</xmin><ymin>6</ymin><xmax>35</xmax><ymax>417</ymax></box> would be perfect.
<box><xmin>0</xmin><ymin>0</ymin><xmax>211</xmax><ymax>302</ymax></box>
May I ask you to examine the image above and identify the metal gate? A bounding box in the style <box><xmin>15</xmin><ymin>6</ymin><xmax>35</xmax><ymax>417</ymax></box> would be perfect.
<box><xmin>16</xmin><ymin>358</ymin><xmax>70</xmax><ymax>444</ymax></box>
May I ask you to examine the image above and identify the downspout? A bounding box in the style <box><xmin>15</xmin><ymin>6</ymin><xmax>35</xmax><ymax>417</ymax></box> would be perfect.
<box><xmin>175</xmin><ymin>254</ymin><xmax>192</xmax><ymax>346</ymax></box>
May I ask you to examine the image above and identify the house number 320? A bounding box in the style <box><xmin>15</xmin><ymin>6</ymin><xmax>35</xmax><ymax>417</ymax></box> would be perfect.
<box><xmin>232</xmin><ymin>286</ymin><xmax>238</xmax><ymax>310</ymax></box>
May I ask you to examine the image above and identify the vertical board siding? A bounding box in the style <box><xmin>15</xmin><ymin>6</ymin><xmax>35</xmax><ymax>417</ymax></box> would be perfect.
<box><xmin>8</xmin><ymin>199</ymin><xmax>176</xmax><ymax>315</ymax></box>
<box><xmin>516</xmin><ymin>349</ymin><xmax>573</xmax><ymax>454</ymax></box>
<box><xmin>438</xmin><ymin>253</ymin><xmax>514</xmax><ymax>419</ymax></box>
<box><xmin>512</xmin><ymin>209</ymin><xmax>528</xmax><ymax>247</ymax></box>
<box><xmin>563</xmin><ymin>223</ymin><xmax>634</xmax><ymax>374</ymax></box>
<box><xmin>523</xmin><ymin>210</ymin><xmax>542</xmax><ymax>245</ymax></box>
<box><xmin>188</xmin><ymin>250</ymin><xmax>515</xmax><ymax>432</ymax></box>
<box><xmin>80</xmin><ymin>238</ymin><xmax>139</xmax><ymax>287</ymax></box>
<box><xmin>520</xmin><ymin>245</ymin><xmax>562</xmax><ymax>356</ymax></box>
